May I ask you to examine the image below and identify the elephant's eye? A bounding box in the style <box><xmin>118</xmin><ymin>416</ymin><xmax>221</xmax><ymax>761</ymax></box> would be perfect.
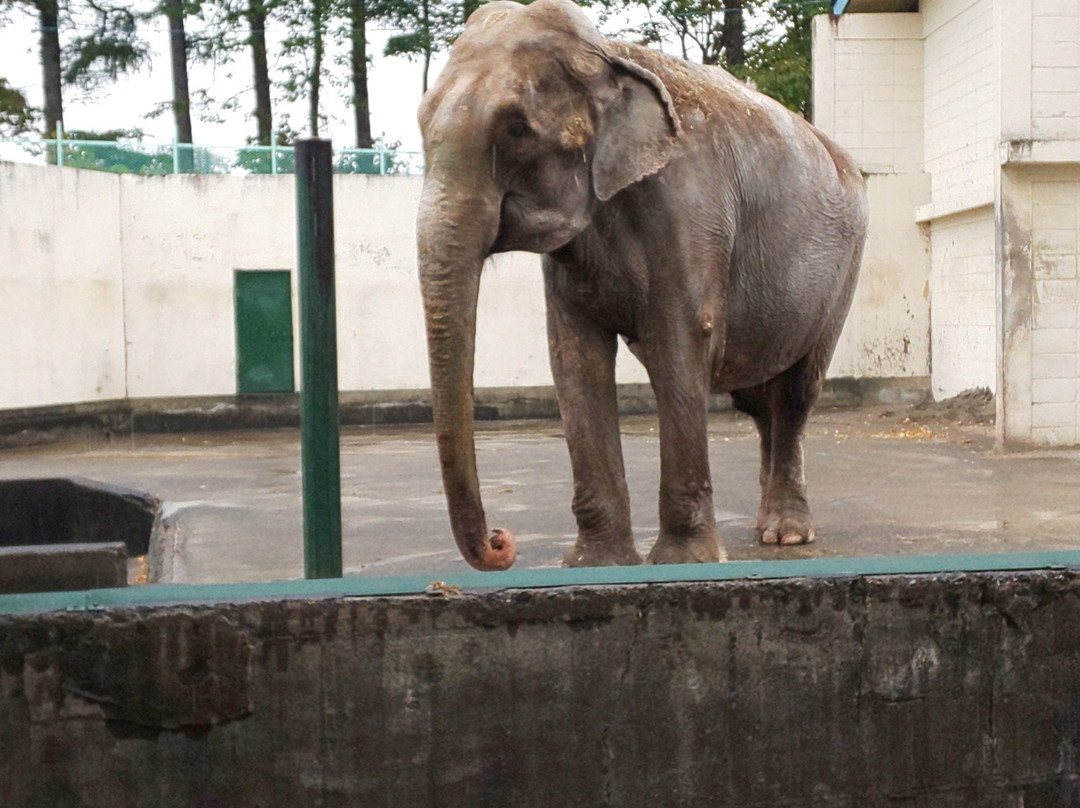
<box><xmin>506</xmin><ymin>118</ymin><xmax>531</xmax><ymax>139</ymax></box>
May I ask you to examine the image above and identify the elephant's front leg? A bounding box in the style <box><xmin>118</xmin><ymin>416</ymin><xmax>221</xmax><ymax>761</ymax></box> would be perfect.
<box><xmin>644</xmin><ymin>328</ymin><xmax>722</xmax><ymax>565</ymax></box>
<box><xmin>544</xmin><ymin>271</ymin><xmax>642</xmax><ymax>567</ymax></box>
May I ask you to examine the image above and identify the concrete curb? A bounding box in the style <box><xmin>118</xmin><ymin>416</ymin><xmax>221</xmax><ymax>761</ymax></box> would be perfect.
<box><xmin>0</xmin><ymin>377</ymin><xmax>930</xmax><ymax>448</ymax></box>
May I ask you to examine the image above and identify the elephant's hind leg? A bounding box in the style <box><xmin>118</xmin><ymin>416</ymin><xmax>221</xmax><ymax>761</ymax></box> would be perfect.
<box><xmin>731</xmin><ymin>355</ymin><xmax>821</xmax><ymax>546</ymax></box>
<box><xmin>642</xmin><ymin>328</ymin><xmax>723</xmax><ymax>565</ymax></box>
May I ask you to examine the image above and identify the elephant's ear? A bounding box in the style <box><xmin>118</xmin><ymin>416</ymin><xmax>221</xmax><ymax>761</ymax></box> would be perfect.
<box><xmin>593</xmin><ymin>56</ymin><xmax>681</xmax><ymax>202</ymax></box>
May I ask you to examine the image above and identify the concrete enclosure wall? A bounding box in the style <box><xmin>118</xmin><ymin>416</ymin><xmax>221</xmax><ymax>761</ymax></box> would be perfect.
<box><xmin>0</xmin><ymin>162</ymin><xmax>591</xmax><ymax>410</ymax></box>
<box><xmin>0</xmin><ymin>167</ymin><xmax>128</xmax><ymax>406</ymax></box>
<box><xmin>2</xmin><ymin>156</ymin><xmax>918</xmax><ymax>414</ymax></box>
<box><xmin>4</xmin><ymin>571</ymin><xmax>1080</xmax><ymax>806</ymax></box>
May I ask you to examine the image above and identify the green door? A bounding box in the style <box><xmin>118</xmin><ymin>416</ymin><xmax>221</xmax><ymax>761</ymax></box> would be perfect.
<box><xmin>235</xmin><ymin>270</ymin><xmax>296</xmax><ymax>394</ymax></box>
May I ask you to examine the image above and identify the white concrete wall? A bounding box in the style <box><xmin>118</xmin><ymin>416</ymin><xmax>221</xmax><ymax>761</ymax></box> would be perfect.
<box><xmin>0</xmin><ymin>163</ymin><xmax>127</xmax><ymax>409</ymax></box>
<box><xmin>2</xmin><ymin>155</ymin><xmax>929</xmax><ymax>413</ymax></box>
<box><xmin>998</xmin><ymin>164</ymin><xmax>1080</xmax><ymax>446</ymax></box>
<box><xmin>813</xmin><ymin>13</ymin><xmax>924</xmax><ymax>174</ymax></box>
<box><xmin>4</xmin><ymin>159</ymin><xmax>935</xmax><ymax>416</ymax></box>
<box><xmin>994</xmin><ymin>0</ymin><xmax>1080</xmax><ymax>446</ymax></box>
<box><xmin>0</xmin><ymin>163</ymin><xmax>647</xmax><ymax>411</ymax></box>
<box><xmin>1029</xmin><ymin>170</ymin><xmax>1080</xmax><ymax>444</ymax></box>
<box><xmin>918</xmin><ymin>0</ymin><xmax>1001</xmax><ymax>398</ymax></box>
<box><xmin>119</xmin><ymin>173</ymin><xmax>298</xmax><ymax>398</ymax></box>
<box><xmin>929</xmin><ymin>207</ymin><xmax>997</xmax><ymax>397</ymax></box>
<box><xmin>1031</xmin><ymin>0</ymin><xmax>1080</xmax><ymax>141</ymax></box>
<box><xmin>921</xmin><ymin>0</ymin><xmax>998</xmax><ymax>216</ymax></box>
<box><xmin>1</xmin><ymin>152</ymin><xmax>944</xmax><ymax>412</ymax></box>
<box><xmin>813</xmin><ymin>13</ymin><xmax>931</xmax><ymax>380</ymax></box>
<box><xmin>829</xmin><ymin>172</ymin><xmax>931</xmax><ymax>379</ymax></box>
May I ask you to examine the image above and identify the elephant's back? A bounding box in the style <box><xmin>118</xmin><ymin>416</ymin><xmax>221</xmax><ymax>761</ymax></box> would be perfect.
<box><xmin>608</xmin><ymin>40</ymin><xmax>868</xmax><ymax>391</ymax></box>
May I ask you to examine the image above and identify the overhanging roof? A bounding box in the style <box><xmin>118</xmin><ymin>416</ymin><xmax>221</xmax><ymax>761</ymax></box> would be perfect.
<box><xmin>833</xmin><ymin>0</ymin><xmax>918</xmax><ymax>12</ymax></box>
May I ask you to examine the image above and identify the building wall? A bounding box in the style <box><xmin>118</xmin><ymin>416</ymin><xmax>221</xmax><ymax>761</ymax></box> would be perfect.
<box><xmin>814</xmin><ymin>13</ymin><xmax>924</xmax><ymax>174</ymax></box>
<box><xmin>918</xmin><ymin>0</ymin><xmax>1002</xmax><ymax>400</ymax></box>
<box><xmin>1031</xmin><ymin>0</ymin><xmax>1080</xmax><ymax>141</ymax></box>
<box><xmin>813</xmin><ymin>13</ymin><xmax>931</xmax><ymax>380</ymax></box>
<box><xmin>921</xmin><ymin>0</ymin><xmax>997</xmax><ymax>216</ymax></box>
<box><xmin>999</xmin><ymin>164</ymin><xmax>1080</xmax><ymax>446</ymax></box>
<box><xmin>996</xmin><ymin>0</ymin><xmax>1080</xmax><ymax>446</ymax></box>
<box><xmin>813</xmin><ymin>0</ymin><xmax>1080</xmax><ymax>445</ymax></box>
<box><xmin>1030</xmin><ymin>170</ymin><xmax>1080</xmax><ymax>444</ymax></box>
<box><xmin>829</xmin><ymin>172</ymin><xmax>931</xmax><ymax>380</ymax></box>
<box><xmin>928</xmin><ymin>207</ymin><xmax>997</xmax><ymax>397</ymax></box>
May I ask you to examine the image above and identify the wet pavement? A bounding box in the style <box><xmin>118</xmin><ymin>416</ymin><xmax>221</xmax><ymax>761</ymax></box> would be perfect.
<box><xmin>2</xmin><ymin>406</ymin><xmax>1079</xmax><ymax>584</ymax></box>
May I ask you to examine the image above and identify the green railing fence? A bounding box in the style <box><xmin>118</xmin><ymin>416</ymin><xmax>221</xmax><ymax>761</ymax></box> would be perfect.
<box><xmin>0</xmin><ymin>126</ymin><xmax>423</xmax><ymax>177</ymax></box>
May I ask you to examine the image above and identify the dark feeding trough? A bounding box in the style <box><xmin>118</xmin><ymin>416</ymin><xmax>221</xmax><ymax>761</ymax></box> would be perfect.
<box><xmin>0</xmin><ymin>478</ymin><xmax>162</xmax><ymax>594</ymax></box>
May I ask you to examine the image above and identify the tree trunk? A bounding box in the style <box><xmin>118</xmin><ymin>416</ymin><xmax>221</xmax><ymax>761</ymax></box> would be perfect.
<box><xmin>308</xmin><ymin>0</ymin><xmax>323</xmax><ymax>137</ymax></box>
<box><xmin>349</xmin><ymin>0</ymin><xmax>372</xmax><ymax>148</ymax></box>
<box><xmin>38</xmin><ymin>0</ymin><xmax>63</xmax><ymax>163</ymax></box>
<box><xmin>722</xmin><ymin>0</ymin><xmax>744</xmax><ymax>67</ymax></box>
<box><xmin>164</xmin><ymin>0</ymin><xmax>194</xmax><ymax>172</ymax></box>
<box><xmin>420</xmin><ymin>0</ymin><xmax>431</xmax><ymax>93</ymax></box>
<box><xmin>248</xmin><ymin>0</ymin><xmax>273</xmax><ymax>146</ymax></box>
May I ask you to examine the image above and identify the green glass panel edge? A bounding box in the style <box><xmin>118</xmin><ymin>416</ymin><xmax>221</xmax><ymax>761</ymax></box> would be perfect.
<box><xmin>3</xmin><ymin>550</ymin><xmax>1080</xmax><ymax>615</ymax></box>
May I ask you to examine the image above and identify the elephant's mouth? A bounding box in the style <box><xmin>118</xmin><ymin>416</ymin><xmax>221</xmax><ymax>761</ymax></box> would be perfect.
<box><xmin>491</xmin><ymin>193</ymin><xmax>586</xmax><ymax>256</ymax></box>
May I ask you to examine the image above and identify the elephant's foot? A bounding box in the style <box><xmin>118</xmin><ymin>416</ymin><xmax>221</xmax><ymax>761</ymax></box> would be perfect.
<box><xmin>757</xmin><ymin>500</ymin><xmax>815</xmax><ymax>546</ymax></box>
<box><xmin>563</xmin><ymin>539</ymin><xmax>643</xmax><ymax>568</ymax></box>
<box><xmin>646</xmin><ymin>532</ymin><xmax>724</xmax><ymax>564</ymax></box>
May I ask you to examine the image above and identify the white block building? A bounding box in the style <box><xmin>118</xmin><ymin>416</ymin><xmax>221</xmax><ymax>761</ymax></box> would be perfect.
<box><xmin>814</xmin><ymin>0</ymin><xmax>1080</xmax><ymax>446</ymax></box>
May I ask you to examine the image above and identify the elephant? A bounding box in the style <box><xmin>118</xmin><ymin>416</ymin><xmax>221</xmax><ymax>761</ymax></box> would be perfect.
<box><xmin>417</xmin><ymin>0</ymin><xmax>868</xmax><ymax>570</ymax></box>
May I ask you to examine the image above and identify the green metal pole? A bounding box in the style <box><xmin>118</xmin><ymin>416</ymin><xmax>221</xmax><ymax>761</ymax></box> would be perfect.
<box><xmin>296</xmin><ymin>138</ymin><xmax>343</xmax><ymax>579</ymax></box>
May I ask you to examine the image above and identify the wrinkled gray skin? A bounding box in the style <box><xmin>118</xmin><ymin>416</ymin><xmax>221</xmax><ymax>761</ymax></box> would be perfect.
<box><xmin>417</xmin><ymin>0</ymin><xmax>867</xmax><ymax>570</ymax></box>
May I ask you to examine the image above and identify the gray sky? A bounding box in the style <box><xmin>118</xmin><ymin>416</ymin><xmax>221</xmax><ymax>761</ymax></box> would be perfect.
<box><xmin>0</xmin><ymin>7</ymin><xmax>448</xmax><ymax>152</ymax></box>
<box><xmin>0</xmin><ymin>4</ymin><xmax>730</xmax><ymax>152</ymax></box>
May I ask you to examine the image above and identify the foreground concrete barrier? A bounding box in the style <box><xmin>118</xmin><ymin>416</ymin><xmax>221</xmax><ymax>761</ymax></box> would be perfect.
<box><xmin>2</xmin><ymin>570</ymin><xmax>1079</xmax><ymax>806</ymax></box>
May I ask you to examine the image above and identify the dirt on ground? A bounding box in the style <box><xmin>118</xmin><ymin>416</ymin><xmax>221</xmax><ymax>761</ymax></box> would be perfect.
<box><xmin>793</xmin><ymin>387</ymin><xmax>996</xmax><ymax>448</ymax></box>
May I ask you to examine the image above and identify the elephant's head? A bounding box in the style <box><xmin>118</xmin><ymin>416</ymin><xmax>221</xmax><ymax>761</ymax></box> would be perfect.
<box><xmin>417</xmin><ymin>0</ymin><xmax>680</xmax><ymax>570</ymax></box>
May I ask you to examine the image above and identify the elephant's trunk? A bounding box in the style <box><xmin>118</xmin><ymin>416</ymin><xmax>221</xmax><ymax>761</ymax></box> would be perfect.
<box><xmin>418</xmin><ymin>178</ymin><xmax>517</xmax><ymax>571</ymax></box>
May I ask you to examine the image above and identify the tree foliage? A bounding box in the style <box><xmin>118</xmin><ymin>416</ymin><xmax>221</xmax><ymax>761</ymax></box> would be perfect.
<box><xmin>373</xmin><ymin>0</ymin><xmax>464</xmax><ymax>92</ymax></box>
<box><xmin>0</xmin><ymin>77</ymin><xmax>37</xmax><ymax>135</ymax></box>
<box><xmin>277</xmin><ymin>0</ymin><xmax>337</xmax><ymax>137</ymax></box>
<box><xmin>591</xmin><ymin>0</ymin><xmax>828</xmax><ymax>117</ymax></box>
<box><xmin>0</xmin><ymin>0</ymin><xmax>147</xmax><ymax>144</ymax></box>
<box><xmin>62</xmin><ymin>0</ymin><xmax>149</xmax><ymax>91</ymax></box>
<box><xmin>735</xmin><ymin>0</ymin><xmax>829</xmax><ymax>118</ymax></box>
<box><xmin>598</xmin><ymin>0</ymin><xmax>747</xmax><ymax>67</ymax></box>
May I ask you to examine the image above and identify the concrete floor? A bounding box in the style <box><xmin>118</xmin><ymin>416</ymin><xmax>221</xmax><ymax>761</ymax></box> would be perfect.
<box><xmin>2</xmin><ymin>406</ymin><xmax>1079</xmax><ymax>584</ymax></box>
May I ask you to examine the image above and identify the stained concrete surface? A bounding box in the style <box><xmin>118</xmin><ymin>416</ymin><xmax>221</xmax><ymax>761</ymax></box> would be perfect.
<box><xmin>1</xmin><ymin>405</ymin><xmax>1079</xmax><ymax>584</ymax></box>
<box><xmin>6</xmin><ymin>571</ymin><xmax>1080</xmax><ymax>807</ymax></box>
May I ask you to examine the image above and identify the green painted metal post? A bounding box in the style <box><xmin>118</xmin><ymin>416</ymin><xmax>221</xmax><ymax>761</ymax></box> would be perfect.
<box><xmin>296</xmin><ymin>139</ymin><xmax>343</xmax><ymax>579</ymax></box>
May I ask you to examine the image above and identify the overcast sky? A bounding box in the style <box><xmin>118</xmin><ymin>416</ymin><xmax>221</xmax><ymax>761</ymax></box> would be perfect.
<box><xmin>0</xmin><ymin>4</ymin><xmax>741</xmax><ymax>153</ymax></box>
<box><xmin>0</xmin><ymin>8</ymin><xmax>456</xmax><ymax>153</ymax></box>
